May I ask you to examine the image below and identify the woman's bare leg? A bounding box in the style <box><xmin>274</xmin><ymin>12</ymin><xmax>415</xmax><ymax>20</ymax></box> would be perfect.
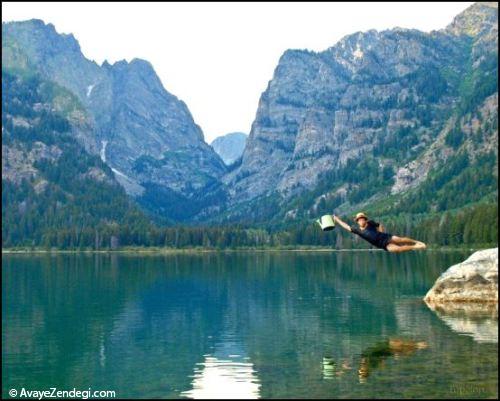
<box><xmin>386</xmin><ymin>243</ymin><xmax>426</xmax><ymax>253</ymax></box>
<box><xmin>390</xmin><ymin>235</ymin><xmax>420</xmax><ymax>245</ymax></box>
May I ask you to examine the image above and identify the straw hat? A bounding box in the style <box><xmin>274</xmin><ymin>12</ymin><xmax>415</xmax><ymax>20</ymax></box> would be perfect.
<box><xmin>355</xmin><ymin>212</ymin><xmax>368</xmax><ymax>221</ymax></box>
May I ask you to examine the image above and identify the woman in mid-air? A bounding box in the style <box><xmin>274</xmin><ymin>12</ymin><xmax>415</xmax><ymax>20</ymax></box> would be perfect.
<box><xmin>333</xmin><ymin>212</ymin><xmax>426</xmax><ymax>253</ymax></box>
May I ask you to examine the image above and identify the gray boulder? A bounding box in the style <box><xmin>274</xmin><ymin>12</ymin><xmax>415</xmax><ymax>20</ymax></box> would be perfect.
<box><xmin>424</xmin><ymin>248</ymin><xmax>498</xmax><ymax>303</ymax></box>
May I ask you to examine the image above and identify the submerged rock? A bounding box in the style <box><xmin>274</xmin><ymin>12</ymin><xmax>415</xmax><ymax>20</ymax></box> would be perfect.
<box><xmin>424</xmin><ymin>248</ymin><xmax>498</xmax><ymax>303</ymax></box>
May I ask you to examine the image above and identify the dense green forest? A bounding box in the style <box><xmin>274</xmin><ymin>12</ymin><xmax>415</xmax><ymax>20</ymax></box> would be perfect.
<box><xmin>3</xmin><ymin>201</ymin><xmax>497</xmax><ymax>250</ymax></box>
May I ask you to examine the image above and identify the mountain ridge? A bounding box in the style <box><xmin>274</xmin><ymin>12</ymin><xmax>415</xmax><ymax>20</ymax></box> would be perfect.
<box><xmin>210</xmin><ymin>1</ymin><xmax>497</xmax><ymax>226</ymax></box>
<box><xmin>2</xmin><ymin>18</ymin><xmax>227</xmax><ymax>220</ymax></box>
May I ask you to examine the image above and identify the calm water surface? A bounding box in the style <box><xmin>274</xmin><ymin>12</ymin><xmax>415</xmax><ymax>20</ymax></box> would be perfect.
<box><xmin>2</xmin><ymin>251</ymin><xmax>498</xmax><ymax>398</ymax></box>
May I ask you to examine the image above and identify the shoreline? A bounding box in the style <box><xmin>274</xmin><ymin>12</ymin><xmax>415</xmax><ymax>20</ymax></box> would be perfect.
<box><xmin>2</xmin><ymin>246</ymin><xmax>485</xmax><ymax>254</ymax></box>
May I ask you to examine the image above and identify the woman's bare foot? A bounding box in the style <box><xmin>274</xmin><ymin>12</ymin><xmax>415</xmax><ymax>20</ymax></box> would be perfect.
<box><xmin>415</xmin><ymin>241</ymin><xmax>427</xmax><ymax>250</ymax></box>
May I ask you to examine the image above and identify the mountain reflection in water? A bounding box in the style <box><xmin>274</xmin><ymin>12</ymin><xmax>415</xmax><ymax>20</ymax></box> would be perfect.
<box><xmin>2</xmin><ymin>251</ymin><xmax>497</xmax><ymax>399</ymax></box>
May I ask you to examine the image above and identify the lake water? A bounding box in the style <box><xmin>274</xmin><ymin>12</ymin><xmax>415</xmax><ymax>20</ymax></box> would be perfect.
<box><xmin>2</xmin><ymin>251</ymin><xmax>498</xmax><ymax>399</ymax></box>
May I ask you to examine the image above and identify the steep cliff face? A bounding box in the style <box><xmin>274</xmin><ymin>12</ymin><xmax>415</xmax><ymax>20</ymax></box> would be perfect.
<box><xmin>391</xmin><ymin>2</ymin><xmax>498</xmax><ymax>195</ymax></box>
<box><xmin>2</xmin><ymin>71</ymin><xmax>151</xmax><ymax>247</ymax></box>
<box><xmin>2</xmin><ymin>19</ymin><xmax>227</xmax><ymax>218</ymax></box>
<box><xmin>219</xmin><ymin>2</ymin><xmax>497</xmax><ymax>223</ymax></box>
<box><xmin>211</xmin><ymin>132</ymin><xmax>247</xmax><ymax>165</ymax></box>
<box><xmin>98</xmin><ymin>59</ymin><xmax>226</xmax><ymax>200</ymax></box>
<box><xmin>223</xmin><ymin>29</ymin><xmax>462</xmax><ymax>200</ymax></box>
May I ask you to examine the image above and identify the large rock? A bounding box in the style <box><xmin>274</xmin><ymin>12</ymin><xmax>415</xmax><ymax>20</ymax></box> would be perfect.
<box><xmin>424</xmin><ymin>248</ymin><xmax>498</xmax><ymax>303</ymax></box>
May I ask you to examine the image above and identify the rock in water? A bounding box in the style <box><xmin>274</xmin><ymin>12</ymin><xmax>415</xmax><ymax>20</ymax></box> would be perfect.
<box><xmin>424</xmin><ymin>248</ymin><xmax>498</xmax><ymax>303</ymax></box>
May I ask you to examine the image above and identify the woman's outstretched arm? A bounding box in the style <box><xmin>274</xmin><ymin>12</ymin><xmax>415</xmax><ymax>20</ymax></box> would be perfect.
<box><xmin>333</xmin><ymin>215</ymin><xmax>352</xmax><ymax>232</ymax></box>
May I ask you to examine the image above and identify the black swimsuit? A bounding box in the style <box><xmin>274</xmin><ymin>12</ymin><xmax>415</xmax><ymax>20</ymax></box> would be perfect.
<box><xmin>351</xmin><ymin>220</ymin><xmax>392</xmax><ymax>251</ymax></box>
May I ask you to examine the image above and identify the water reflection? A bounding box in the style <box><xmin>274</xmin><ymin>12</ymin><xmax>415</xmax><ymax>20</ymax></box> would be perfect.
<box><xmin>3</xmin><ymin>251</ymin><xmax>498</xmax><ymax>399</ymax></box>
<box><xmin>357</xmin><ymin>338</ymin><xmax>428</xmax><ymax>383</ymax></box>
<box><xmin>181</xmin><ymin>331</ymin><xmax>261</xmax><ymax>399</ymax></box>
<box><xmin>181</xmin><ymin>353</ymin><xmax>260</xmax><ymax>399</ymax></box>
<box><xmin>322</xmin><ymin>337</ymin><xmax>428</xmax><ymax>384</ymax></box>
<box><xmin>425</xmin><ymin>301</ymin><xmax>498</xmax><ymax>344</ymax></box>
<box><xmin>322</xmin><ymin>357</ymin><xmax>353</xmax><ymax>379</ymax></box>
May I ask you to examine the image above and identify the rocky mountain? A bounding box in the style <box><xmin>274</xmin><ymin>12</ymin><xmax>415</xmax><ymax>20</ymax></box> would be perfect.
<box><xmin>2</xmin><ymin>19</ymin><xmax>227</xmax><ymax>221</ymax></box>
<box><xmin>2</xmin><ymin>2</ymin><xmax>498</xmax><ymax>236</ymax></box>
<box><xmin>213</xmin><ymin>2</ymin><xmax>497</xmax><ymax>225</ymax></box>
<box><xmin>210</xmin><ymin>132</ymin><xmax>247</xmax><ymax>165</ymax></box>
<box><xmin>2</xmin><ymin>70</ymin><xmax>152</xmax><ymax>247</ymax></box>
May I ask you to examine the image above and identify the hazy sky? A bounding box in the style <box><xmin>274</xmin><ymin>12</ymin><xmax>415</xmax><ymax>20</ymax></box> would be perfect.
<box><xmin>3</xmin><ymin>2</ymin><xmax>473</xmax><ymax>142</ymax></box>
